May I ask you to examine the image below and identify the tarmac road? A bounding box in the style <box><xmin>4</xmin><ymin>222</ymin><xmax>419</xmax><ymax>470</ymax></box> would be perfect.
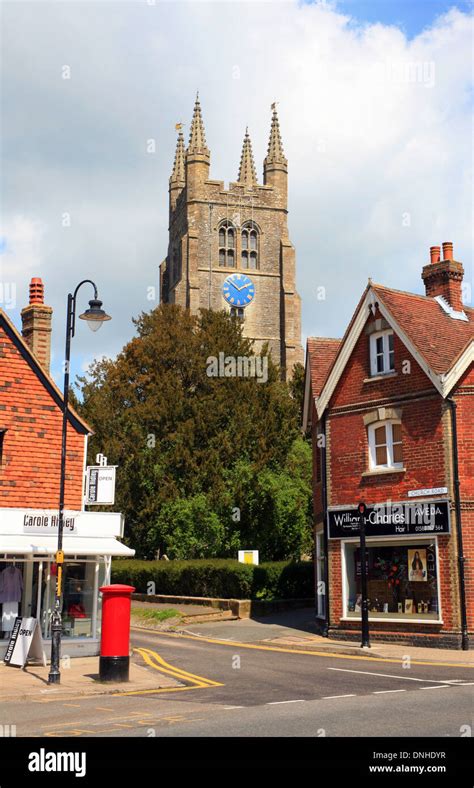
<box><xmin>0</xmin><ymin>625</ymin><xmax>472</xmax><ymax>738</ymax></box>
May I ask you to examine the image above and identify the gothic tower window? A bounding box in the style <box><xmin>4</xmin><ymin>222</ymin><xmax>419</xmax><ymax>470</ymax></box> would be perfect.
<box><xmin>218</xmin><ymin>221</ymin><xmax>235</xmax><ymax>267</ymax></box>
<box><xmin>241</xmin><ymin>222</ymin><xmax>259</xmax><ymax>269</ymax></box>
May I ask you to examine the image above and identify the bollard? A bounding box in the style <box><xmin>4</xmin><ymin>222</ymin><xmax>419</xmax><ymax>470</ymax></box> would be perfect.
<box><xmin>99</xmin><ymin>584</ymin><xmax>135</xmax><ymax>682</ymax></box>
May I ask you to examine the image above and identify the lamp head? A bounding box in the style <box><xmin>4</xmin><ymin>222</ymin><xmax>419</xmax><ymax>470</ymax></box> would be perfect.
<box><xmin>79</xmin><ymin>298</ymin><xmax>111</xmax><ymax>332</ymax></box>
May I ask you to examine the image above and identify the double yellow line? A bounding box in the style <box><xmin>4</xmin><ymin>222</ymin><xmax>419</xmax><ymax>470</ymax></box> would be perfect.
<box><xmin>134</xmin><ymin>647</ymin><xmax>223</xmax><ymax>689</ymax></box>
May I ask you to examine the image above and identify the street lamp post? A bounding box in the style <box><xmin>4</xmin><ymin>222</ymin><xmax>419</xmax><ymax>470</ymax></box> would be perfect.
<box><xmin>358</xmin><ymin>501</ymin><xmax>371</xmax><ymax>649</ymax></box>
<box><xmin>48</xmin><ymin>280</ymin><xmax>111</xmax><ymax>685</ymax></box>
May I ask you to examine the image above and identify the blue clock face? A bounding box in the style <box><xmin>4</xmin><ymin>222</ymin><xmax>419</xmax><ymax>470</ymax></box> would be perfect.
<box><xmin>222</xmin><ymin>273</ymin><xmax>255</xmax><ymax>308</ymax></box>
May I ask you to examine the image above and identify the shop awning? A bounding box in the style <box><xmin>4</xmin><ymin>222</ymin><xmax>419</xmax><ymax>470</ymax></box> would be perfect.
<box><xmin>0</xmin><ymin>535</ymin><xmax>135</xmax><ymax>557</ymax></box>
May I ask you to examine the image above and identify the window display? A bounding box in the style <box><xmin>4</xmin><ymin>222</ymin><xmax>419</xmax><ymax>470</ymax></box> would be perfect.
<box><xmin>0</xmin><ymin>562</ymin><xmax>24</xmax><ymax>635</ymax></box>
<box><xmin>345</xmin><ymin>541</ymin><xmax>439</xmax><ymax>620</ymax></box>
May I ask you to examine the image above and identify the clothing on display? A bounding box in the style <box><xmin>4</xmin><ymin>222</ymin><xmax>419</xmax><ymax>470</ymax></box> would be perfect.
<box><xmin>0</xmin><ymin>565</ymin><xmax>23</xmax><ymax>602</ymax></box>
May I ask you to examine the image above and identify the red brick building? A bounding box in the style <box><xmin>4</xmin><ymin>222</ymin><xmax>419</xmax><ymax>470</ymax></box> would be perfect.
<box><xmin>303</xmin><ymin>243</ymin><xmax>473</xmax><ymax>649</ymax></box>
<box><xmin>1</xmin><ymin>278</ymin><xmax>88</xmax><ymax>508</ymax></box>
<box><xmin>0</xmin><ymin>278</ymin><xmax>132</xmax><ymax>657</ymax></box>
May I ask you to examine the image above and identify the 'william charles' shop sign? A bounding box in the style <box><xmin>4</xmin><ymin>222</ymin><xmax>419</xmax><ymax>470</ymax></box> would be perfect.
<box><xmin>327</xmin><ymin>500</ymin><xmax>450</xmax><ymax>539</ymax></box>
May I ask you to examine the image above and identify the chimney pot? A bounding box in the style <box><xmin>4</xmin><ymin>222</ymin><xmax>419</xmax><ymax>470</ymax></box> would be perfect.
<box><xmin>29</xmin><ymin>277</ymin><xmax>45</xmax><ymax>305</ymax></box>
<box><xmin>442</xmin><ymin>241</ymin><xmax>453</xmax><ymax>261</ymax></box>
<box><xmin>430</xmin><ymin>246</ymin><xmax>441</xmax><ymax>264</ymax></box>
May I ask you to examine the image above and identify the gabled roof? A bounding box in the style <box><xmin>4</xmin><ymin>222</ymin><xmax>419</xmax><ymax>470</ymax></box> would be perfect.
<box><xmin>304</xmin><ymin>283</ymin><xmax>473</xmax><ymax>425</ymax></box>
<box><xmin>306</xmin><ymin>337</ymin><xmax>341</xmax><ymax>398</ymax></box>
<box><xmin>0</xmin><ymin>308</ymin><xmax>92</xmax><ymax>435</ymax></box>
<box><xmin>302</xmin><ymin>337</ymin><xmax>341</xmax><ymax>431</ymax></box>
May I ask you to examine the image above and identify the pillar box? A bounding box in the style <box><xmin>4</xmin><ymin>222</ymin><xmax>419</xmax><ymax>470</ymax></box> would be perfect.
<box><xmin>99</xmin><ymin>584</ymin><xmax>135</xmax><ymax>682</ymax></box>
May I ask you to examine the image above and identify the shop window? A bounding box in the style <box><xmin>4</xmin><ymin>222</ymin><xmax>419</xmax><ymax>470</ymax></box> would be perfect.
<box><xmin>0</xmin><ymin>560</ymin><xmax>24</xmax><ymax>639</ymax></box>
<box><xmin>368</xmin><ymin>420</ymin><xmax>403</xmax><ymax>470</ymax></box>
<box><xmin>62</xmin><ymin>562</ymin><xmax>96</xmax><ymax>638</ymax></box>
<box><xmin>369</xmin><ymin>330</ymin><xmax>394</xmax><ymax>376</ymax></box>
<box><xmin>344</xmin><ymin>541</ymin><xmax>439</xmax><ymax>620</ymax></box>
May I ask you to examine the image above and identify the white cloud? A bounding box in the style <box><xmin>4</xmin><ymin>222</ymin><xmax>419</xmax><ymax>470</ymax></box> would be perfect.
<box><xmin>1</xmin><ymin>0</ymin><xmax>471</xmax><ymax>365</ymax></box>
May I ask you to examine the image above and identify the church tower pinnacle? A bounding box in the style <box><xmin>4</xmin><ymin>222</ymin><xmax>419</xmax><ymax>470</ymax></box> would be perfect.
<box><xmin>263</xmin><ymin>105</ymin><xmax>287</xmax><ymax>200</ymax></box>
<box><xmin>238</xmin><ymin>127</ymin><xmax>258</xmax><ymax>188</ymax></box>
<box><xmin>186</xmin><ymin>92</ymin><xmax>210</xmax><ymax>197</ymax></box>
<box><xmin>169</xmin><ymin>128</ymin><xmax>186</xmax><ymax>212</ymax></box>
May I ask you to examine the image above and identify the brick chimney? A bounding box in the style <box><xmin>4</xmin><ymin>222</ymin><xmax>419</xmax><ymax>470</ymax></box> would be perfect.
<box><xmin>21</xmin><ymin>278</ymin><xmax>53</xmax><ymax>373</ymax></box>
<box><xmin>421</xmin><ymin>242</ymin><xmax>464</xmax><ymax>312</ymax></box>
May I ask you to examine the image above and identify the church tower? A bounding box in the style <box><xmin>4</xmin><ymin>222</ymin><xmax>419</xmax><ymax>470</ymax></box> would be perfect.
<box><xmin>159</xmin><ymin>95</ymin><xmax>303</xmax><ymax>377</ymax></box>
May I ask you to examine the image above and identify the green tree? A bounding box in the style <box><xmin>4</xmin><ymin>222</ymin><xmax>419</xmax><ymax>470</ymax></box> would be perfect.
<box><xmin>76</xmin><ymin>304</ymin><xmax>311</xmax><ymax>560</ymax></box>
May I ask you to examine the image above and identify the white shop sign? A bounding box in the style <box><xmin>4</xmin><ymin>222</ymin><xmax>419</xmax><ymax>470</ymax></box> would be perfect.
<box><xmin>85</xmin><ymin>466</ymin><xmax>117</xmax><ymax>506</ymax></box>
<box><xmin>23</xmin><ymin>512</ymin><xmax>77</xmax><ymax>533</ymax></box>
<box><xmin>4</xmin><ymin>617</ymin><xmax>46</xmax><ymax>667</ymax></box>
<box><xmin>1</xmin><ymin>508</ymin><xmax>124</xmax><ymax>538</ymax></box>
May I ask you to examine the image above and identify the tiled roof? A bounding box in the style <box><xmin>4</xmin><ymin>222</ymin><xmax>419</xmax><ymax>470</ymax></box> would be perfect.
<box><xmin>372</xmin><ymin>284</ymin><xmax>473</xmax><ymax>375</ymax></box>
<box><xmin>306</xmin><ymin>337</ymin><xmax>341</xmax><ymax>397</ymax></box>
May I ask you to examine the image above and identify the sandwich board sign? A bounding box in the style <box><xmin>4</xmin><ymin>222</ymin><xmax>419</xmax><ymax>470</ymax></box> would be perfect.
<box><xmin>4</xmin><ymin>617</ymin><xmax>46</xmax><ymax>668</ymax></box>
<box><xmin>85</xmin><ymin>465</ymin><xmax>117</xmax><ymax>505</ymax></box>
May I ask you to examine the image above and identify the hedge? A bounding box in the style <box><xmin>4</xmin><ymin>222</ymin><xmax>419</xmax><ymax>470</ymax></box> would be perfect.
<box><xmin>112</xmin><ymin>559</ymin><xmax>314</xmax><ymax>601</ymax></box>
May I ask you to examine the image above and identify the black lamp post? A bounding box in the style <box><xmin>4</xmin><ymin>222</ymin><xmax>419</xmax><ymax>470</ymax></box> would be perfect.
<box><xmin>358</xmin><ymin>501</ymin><xmax>371</xmax><ymax>649</ymax></box>
<box><xmin>48</xmin><ymin>280</ymin><xmax>111</xmax><ymax>684</ymax></box>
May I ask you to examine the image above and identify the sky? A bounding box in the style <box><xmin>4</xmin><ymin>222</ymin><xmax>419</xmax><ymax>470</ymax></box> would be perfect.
<box><xmin>0</xmin><ymin>0</ymin><xmax>472</xmax><ymax>390</ymax></box>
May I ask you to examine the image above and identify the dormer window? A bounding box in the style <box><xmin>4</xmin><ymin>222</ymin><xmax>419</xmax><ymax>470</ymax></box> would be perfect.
<box><xmin>370</xmin><ymin>330</ymin><xmax>394</xmax><ymax>376</ymax></box>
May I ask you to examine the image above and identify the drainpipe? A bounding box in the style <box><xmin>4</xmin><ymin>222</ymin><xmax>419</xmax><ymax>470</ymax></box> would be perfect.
<box><xmin>321</xmin><ymin>412</ymin><xmax>330</xmax><ymax>638</ymax></box>
<box><xmin>448</xmin><ymin>398</ymin><xmax>469</xmax><ymax>650</ymax></box>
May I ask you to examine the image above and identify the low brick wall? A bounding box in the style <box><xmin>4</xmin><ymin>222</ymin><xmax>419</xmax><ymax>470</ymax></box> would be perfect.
<box><xmin>131</xmin><ymin>593</ymin><xmax>314</xmax><ymax>619</ymax></box>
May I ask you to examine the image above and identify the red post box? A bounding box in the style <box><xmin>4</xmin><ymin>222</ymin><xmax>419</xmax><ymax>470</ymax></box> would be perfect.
<box><xmin>99</xmin><ymin>584</ymin><xmax>135</xmax><ymax>682</ymax></box>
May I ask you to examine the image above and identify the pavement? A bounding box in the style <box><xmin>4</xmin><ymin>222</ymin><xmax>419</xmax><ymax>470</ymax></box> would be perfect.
<box><xmin>0</xmin><ymin>656</ymin><xmax>180</xmax><ymax>703</ymax></box>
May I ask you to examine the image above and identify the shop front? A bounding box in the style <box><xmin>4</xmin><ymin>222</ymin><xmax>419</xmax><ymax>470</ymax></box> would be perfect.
<box><xmin>318</xmin><ymin>499</ymin><xmax>454</xmax><ymax>642</ymax></box>
<box><xmin>0</xmin><ymin>508</ymin><xmax>134</xmax><ymax>658</ymax></box>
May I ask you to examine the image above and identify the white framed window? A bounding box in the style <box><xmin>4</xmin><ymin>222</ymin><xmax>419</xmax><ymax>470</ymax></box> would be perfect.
<box><xmin>370</xmin><ymin>330</ymin><xmax>394</xmax><ymax>376</ymax></box>
<box><xmin>368</xmin><ymin>420</ymin><xmax>403</xmax><ymax>470</ymax></box>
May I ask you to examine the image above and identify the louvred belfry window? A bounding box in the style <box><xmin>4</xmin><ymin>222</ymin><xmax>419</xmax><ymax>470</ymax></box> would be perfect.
<box><xmin>241</xmin><ymin>222</ymin><xmax>259</xmax><ymax>270</ymax></box>
<box><xmin>218</xmin><ymin>222</ymin><xmax>235</xmax><ymax>267</ymax></box>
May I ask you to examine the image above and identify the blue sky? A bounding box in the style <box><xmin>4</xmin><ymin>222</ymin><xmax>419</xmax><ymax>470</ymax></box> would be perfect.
<box><xmin>329</xmin><ymin>0</ymin><xmax>472</xmax><ymax>37</ymax></box>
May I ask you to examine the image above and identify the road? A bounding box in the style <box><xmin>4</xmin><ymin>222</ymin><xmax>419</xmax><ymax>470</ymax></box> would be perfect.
<box><xmin>1</xmin><ymin>626</ymin><xmax>472</xmax><ymax>738</ymax></box>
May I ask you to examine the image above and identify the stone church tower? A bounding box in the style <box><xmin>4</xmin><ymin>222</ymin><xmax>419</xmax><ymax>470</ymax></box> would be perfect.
<box><xmin>159</xmin><ymin>95</ymin><xmax>303</xmax><ymax>377</ymax></box>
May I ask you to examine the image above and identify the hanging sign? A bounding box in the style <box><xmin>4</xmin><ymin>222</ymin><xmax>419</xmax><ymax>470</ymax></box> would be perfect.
<box><xmin>4</xmin><ymin>617</ymin><xmax>46</xmax><ymax>668</ymax></box>
<box><xmin>85</xmin><ymin>466</ymin><xmax>116</xmax><ymax>505</ymax></box>
<box><xmin>327</xmin><ymin>500</ymin><xmax>450</xmax><ymax>540</ymax></box>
